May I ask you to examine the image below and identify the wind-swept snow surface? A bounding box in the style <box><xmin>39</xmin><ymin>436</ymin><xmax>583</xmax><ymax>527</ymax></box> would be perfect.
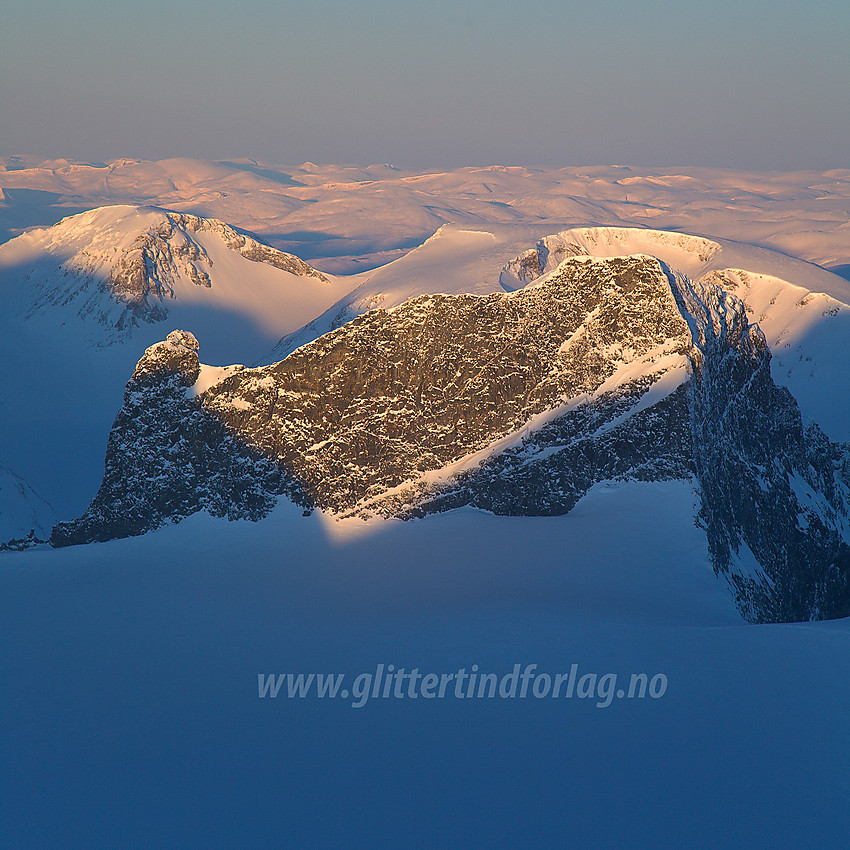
<box><xmin>4</xmin><ymin>487</ymin><xmax>850</xmax><ymax>847</ymax></box>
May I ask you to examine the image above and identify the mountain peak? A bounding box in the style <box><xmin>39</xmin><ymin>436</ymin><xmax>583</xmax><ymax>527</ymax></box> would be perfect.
<box><xmin>0</xmin><ymin>204</ymin><xmax>339</xmax><ymax>350</ymax></box>
<box><xmin>50</xmin><ymin>249</ymin><xmax>850</xmax><ymax>623</ymax></box>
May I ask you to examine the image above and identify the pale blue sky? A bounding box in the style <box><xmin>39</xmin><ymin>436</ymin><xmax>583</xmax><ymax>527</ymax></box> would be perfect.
<box><xmin>1</xmin><ymin>0</ymin><xmax>847</xmax><ymax>169</ymax></box>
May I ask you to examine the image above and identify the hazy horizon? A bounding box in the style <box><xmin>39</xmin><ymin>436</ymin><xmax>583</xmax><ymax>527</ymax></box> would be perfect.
<box><xmin>2</xmin><ymin>0</ymin><xmax>848</xmax><ymax>171</ymax></box>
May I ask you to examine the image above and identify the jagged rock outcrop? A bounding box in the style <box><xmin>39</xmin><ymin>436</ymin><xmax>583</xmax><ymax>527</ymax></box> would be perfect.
<box><xmin>500</xmin><ymin>239</ymin><xmax>585</xmax><ymax>288</ymax></box>
<box><xmin>50</xmin><ymin>330</ymin><xmax>307</xmax><ymax>546</ymax></box>
<box><xmin>53</xmin><ymin>254</ymin><xmax>690</xmax><ymax>535</ymax></box>
<box><xmin>202</xmin><ymin>255</ymin><xmax>692</xmax><ymax>511</ymax></box>
<box><xmin>50</xmin><ymin>255</ymin><xmax>850</xmax><ymax>623</ymax></box>
<box><xmin>676</xmin><ymin>277</ymin><xmax>850</xmax><ymax>622</ymax></box>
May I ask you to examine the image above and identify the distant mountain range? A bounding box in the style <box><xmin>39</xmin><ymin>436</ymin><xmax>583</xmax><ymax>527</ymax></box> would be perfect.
<box><xmin>3</xmin><ymin>156</ymin><xmax>850</xmax><ymax>276</ymax></box>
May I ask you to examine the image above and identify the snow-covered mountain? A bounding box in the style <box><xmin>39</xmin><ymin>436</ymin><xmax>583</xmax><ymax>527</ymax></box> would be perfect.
<box><xmin>5</xmin><ymin>203</ymin><xmax>849</xmax><ymax>624</ymax></box>
<box><xmin>0</xmin><ymin>205</ymin><xmax>346</xmax><ymax>352</ymax></box>
<box><xmin>52</xmin><ymin>251</ymin><xmax>850</xmax><ymax>622</ymax></box>
<box><xmin>52</xmin><ymin>255</ymin><xmax>691</xmax><ymax>543</ymax></box>
<box><xmin>270</xmin><ymin>223</ymin><xmax>850</xmax><ymax>443</ymax></box>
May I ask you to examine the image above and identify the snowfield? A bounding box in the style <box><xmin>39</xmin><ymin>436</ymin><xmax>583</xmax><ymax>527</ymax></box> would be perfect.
<box><xmin>4</xmin><ymin>484</ymin><xmax>850</xmax><ymax>847</ymax></box>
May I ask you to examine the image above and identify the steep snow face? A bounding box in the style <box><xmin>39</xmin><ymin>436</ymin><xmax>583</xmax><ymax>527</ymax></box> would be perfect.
<box><xmin>701</xmin><ymin>268</ymin><xmax>850</xmax><ymax>442</ymax></box>
<box><xmin>0</xmin><ymin>205</ymin><xmax>346</xmax><ymax>351</ymax></box>
<box><xmin>674</xmin><ymin>276</ymin><xmax>850</xmax><ymax>622</ymax></box>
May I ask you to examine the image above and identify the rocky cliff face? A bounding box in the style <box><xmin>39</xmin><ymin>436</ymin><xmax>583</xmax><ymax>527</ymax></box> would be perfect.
<box><xmin>51</xmin><ymin>255</ymin><xmax>850</xmax><ymax>623</ymax></box>
<box><xmin>52</xmin><ymin>253</ymin><xmax>689</xmax><ymax>533</ymax></box>
<box><xmin>676</xmin><ymin>277</ymin><xmax>850</xmax><ymax>622</ymax></box>
<box><xmin>50</xmin><ymin>330</ymin><xmax>306</xmax><ymax>547</ymax></box>
<box><xmin>368</xmin><ymin>379</ymin><xmax>692</xmax><ymax>520</ymax></box>
<box><xmin>201</xmin><ymin>255</ymin><xmax>691</xmax><ymax>512</ymax></box>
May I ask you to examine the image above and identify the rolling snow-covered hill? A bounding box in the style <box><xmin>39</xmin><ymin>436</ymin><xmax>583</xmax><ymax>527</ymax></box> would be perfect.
<box><xmin>4</xmin><ymin>157</ymin><xmax>850</xmax><ymax>275</ymax></box>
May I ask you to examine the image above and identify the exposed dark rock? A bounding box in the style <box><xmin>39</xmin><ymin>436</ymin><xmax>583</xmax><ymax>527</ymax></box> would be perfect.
<box><xmin>499</xmin><ymin>239</ymin><xmax>583</xmax><ymax>289</ymax></box>
<box><xmin>50</xmin><ymin>256</ymin><xmax>850</xmax><ymax>624</ymax></box>
<box><xmin>201</xmin><ymin>255</ymin><xmax>692</xmax><ymax>512</ymax></box>
<box><xmin>1</xmin><ymin>530</ymin><xmax>46</xmax><ymax>553</ymax></box>
<box><xmin>53</xmin><ymin>254</ymin><xmax>690</xmax><ymax>540</ymax></box>
<box><xmin>675</xmin><ymin>277</ymin><xmax>850</xmax><ymax>622</ymax></box>
<box><xmin>374</xmin><ymin>379</ymin><xmax>692</xmax><ymax>519</ymax></box>
<box><xmin>50</xmin><ymin>330</ymin><xmax>308</xmax><ymax>547</ymax></box>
